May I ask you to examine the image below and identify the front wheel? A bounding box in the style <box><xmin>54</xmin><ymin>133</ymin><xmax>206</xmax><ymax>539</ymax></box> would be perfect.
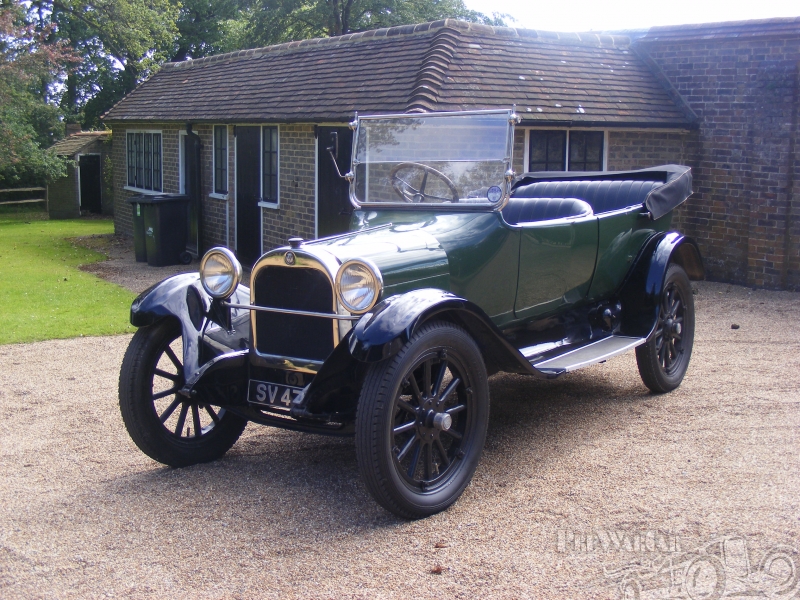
<box><xmin>636</xmin><ymin>263</ymin><xmax>696</xmax><ymax>393</ymax></box>
<box><xmin>119</xmin><ymin>319</ymin><xmax>247</xmax><ymax>467</ymax></box>
<box><xmin>355</xmin><ymin>321</ymin><xmax>489</xmax><ymax>519</ymax></box>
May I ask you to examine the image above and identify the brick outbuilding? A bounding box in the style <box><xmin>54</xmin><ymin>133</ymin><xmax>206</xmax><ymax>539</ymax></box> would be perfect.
<box><xmin>47</xmin><ymin>129</ymin><xmax>112</xmax><ymax>219</ymax></box>
<box><xmin>103</xmin><ymin>17</ymin><xmax>799</xmax><ymax>289</ymax></box>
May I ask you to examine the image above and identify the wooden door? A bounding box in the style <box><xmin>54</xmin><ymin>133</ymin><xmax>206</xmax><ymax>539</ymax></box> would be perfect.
<box><xmin>236</xmin><ymin>126</ymin><xmax>261</xmax><ymax>266</ymax></box>
<box><xmin>317</xmin><ymin>126</ymin><xmax>353</xmax><ymax>238</ymax></box>
<box><xmin>183</xmin><ymin>132</ymin><xmax>202</xmax><ymax>257</ymax></box>
<box><xmin>78</xmin><ymin>154</ymin><xmax>102</xmax><ymax>213</ymax></box>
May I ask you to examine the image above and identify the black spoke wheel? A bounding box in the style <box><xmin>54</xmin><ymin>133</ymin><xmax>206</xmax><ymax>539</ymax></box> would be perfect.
<box><xmin>119</xmin><ymin>319</ymin><xmax>247</xmax><ymax>467</ymax></box>
<box><xmin>356</xmin><ymin>321</ymin><xmax>489</xmax><ymax>519</ymax></box>
<box><xmin>636</xmin><ymin>263</ymin><xmax>695</xmax><ymax>393</ymax></box>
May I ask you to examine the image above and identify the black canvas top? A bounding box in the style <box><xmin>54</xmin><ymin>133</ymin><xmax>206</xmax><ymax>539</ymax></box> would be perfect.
<box><xmin>512</xmin><ymin>165</ymin><xmax>692</xmax><ymax>220</ymax></box>
<box><xmin>103</xmin><ymin>19</ymin><xmax>691</xmax><ymax>128</ymax></box>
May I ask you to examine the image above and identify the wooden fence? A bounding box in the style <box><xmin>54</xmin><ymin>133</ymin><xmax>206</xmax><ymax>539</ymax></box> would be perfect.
<box><xmin>0</xmin><ymin>187</ymin><xmax>46</xmax><ymax>206</ymax></box>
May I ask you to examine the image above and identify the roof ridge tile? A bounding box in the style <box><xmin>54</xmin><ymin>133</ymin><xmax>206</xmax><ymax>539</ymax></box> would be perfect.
<box><xmin>164</xmin><ymin>19</ymin><xmax>634</xmax><ymax>72</ymax></box>
<box><xmin>407</xmin><ymin>27</ymin><xmax>459</xmax><ymax>112</ymax></box>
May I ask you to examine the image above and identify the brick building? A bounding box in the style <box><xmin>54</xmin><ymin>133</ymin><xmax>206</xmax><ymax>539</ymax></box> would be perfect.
<box><xmin>103</xmin><ymin>17</ymin><xmax>800</xmax><ymax>289</ymax></box>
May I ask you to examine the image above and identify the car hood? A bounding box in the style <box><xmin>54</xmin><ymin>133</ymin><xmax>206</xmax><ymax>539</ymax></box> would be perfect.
<box><xmin>307</xmin><ymin>222</ymin><xmax>450</xmax><ymax>294</ymax></box>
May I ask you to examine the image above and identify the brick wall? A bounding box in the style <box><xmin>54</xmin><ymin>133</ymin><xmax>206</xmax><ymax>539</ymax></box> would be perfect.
<box><xmin>636</xmin><ymin>31</ymin><xmax>800</xmax><ymax>290</ymax></box>
<box><xmin>261</xmin><ymin>125</ymin><xmax>316</xmax><ymax>252</ymax></box>
<box><xmin>48</xmin><ymin>167</ymin><xmax>79</xmax><ymax>219</ymax></box>
<box><xmin>607</xmin><ymin>130</ymin><xmax>699</xmax><ymax>231</ymax></box>
<box><xmin>112</xmin><ymin>124</ymin><xmax>182</xmax><ymax>238</ymax></box>
<box><xmin>512</xmin><ymin>128</ymin><xmax>525</xmax><ymax>175</ymax></box>
<box><xmin>112</xmin><ymin>123</ymin><xmax>235</xmax><ymax>255</ymax></box>
<box><xmin>111</xmin><ymin>123</ymin><xmax>318</xmax><ymax>259</ymax></box>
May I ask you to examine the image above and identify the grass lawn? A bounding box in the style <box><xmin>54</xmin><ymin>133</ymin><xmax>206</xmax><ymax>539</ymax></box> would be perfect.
<box><xmin>0</xmin><ymin>207</ymin><xmax>135</xmax><ymax>344</ymax></box>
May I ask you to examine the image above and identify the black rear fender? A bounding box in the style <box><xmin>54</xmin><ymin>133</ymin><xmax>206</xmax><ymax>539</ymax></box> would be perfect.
<box><xmin>618</xmin><ymin>232</ymin><xmax>704</xmax><ymax>338</ymax></box>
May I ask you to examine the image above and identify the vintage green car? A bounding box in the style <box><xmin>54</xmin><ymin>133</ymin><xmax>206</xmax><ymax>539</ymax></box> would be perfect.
<box><xmin>119</xmin><ymin>110</ymin><xmax>703</xmax><ymax>518</ymax></box>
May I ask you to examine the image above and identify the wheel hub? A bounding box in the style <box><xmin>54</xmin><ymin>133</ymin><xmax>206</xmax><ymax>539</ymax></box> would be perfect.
<box><xmin>420</xmin><ymin>406</ymin><xmax>452</xmax><ymax>431</ymax></box>
<box><xmin>433</xmin><ymin>412</ymin><xmax>452</xmax><ymax>431</ymax></box>
<box><xmin>663</xmin><ymin>316</ymin><xmax>682</xmax><ymax>339</ymax></box>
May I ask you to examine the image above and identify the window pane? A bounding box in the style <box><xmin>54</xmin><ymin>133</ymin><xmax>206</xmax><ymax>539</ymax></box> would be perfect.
<box><xmin>152</xmin><ymin>134</ymin><xmax>161</xmax><ymax>191</ymax></box>
<box><xmin>127</xmin><ymin>133</ymin><xmax>136</xmax><ymax>186</ymax></box>
<box><xmin>568</xmin><ymin>131</ymin><xmax>604</xmax><ymax>171</ymax></box>
<box><xmin>135</xmin><ymin>133</ymin><xmax>144</xmax><ymax>188</ymax></box>
<box><xmin>529</xmin><ymin>131</ymin><xmax>566</xmax><ymax>171</ymax></box>
<box><xmin>143</xmin><ymin>133</ymin><xmax>152</xmax><ymax>190</ymax></box>
<box><xmin>263</xmin><ymin>126</ymin><xmax>278</xmax><ymax>202</ymax></box>
<box><xmin>214</xmin><ymin>125</ymin><xmax>227</xmax><ymax>194</ymax></box>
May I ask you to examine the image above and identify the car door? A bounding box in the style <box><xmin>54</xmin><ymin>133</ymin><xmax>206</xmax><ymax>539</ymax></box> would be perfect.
<box><xmin>513</xmin><ymin>215</ymin><xmax>598</xmax><ymax>319</ymax></box>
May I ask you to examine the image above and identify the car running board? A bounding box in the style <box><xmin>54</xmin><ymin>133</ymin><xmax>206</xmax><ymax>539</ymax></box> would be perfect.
<box><xmin>529</xmin><ymin>335</ymin><xmax>647</xmax><ymax>377</ymax></box>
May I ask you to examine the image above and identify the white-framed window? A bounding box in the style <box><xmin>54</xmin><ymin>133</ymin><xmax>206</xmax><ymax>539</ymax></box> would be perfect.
<box><xmin>260</xmin><ymin>125</ymin><xmax>279</xmax><ymax>208</ymax></box>
<box><xmin>213</xmin><ymin>125</ymin><xmax>228</xmax><ymax>195</ymax></box>
<box><xmin>526</xmin><ymin>130</ymin><xmax>606</xmax><ymax>172</ymax></box>
<box><xmin>126</xmin><ymin>131</ymin><xmax>162</xmax><ymax>191</ymax></box>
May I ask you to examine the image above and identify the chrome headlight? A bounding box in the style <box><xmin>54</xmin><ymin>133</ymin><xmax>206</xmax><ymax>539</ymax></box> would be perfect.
<box><xmin>200</xmin><ymin>247</ymin><xmax>242</xmax><ymax>299</ymax></box>
<box><xmin>335</xmin><ymin>259</ymin><xmax>382</xmax><ymax>314</ymax></box>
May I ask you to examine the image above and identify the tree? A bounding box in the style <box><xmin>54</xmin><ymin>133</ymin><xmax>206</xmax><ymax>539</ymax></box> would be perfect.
<box><xmin>0</xmin><ymin>3</ymin><xmax>76</xmax><ymax>185</ymax></box>
<box><xmin>28</xmin><ymin>0</ymin><xmax>179</xmax><ymax>125</ymax></box>
<box><xmin>172</xmin><ymin>0</ymin><xmax>243</xmax><ymax>61</ymax></box>
<box><xmin>241</xmin><ymin>0</ymin><xmax>506</xmax><ymax>49</ymax></box>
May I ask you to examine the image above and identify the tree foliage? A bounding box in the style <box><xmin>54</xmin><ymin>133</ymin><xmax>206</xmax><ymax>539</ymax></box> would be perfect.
<box><xmin>240</xmin><ymin>0</ymin><xmax>505</xmax><ymax>47</ymax></box>
<box><xmin>0</xmin><ymin>3</ymin><xmax>75</xmax><ymax>185</ymax></box>
<box><xmin>33</xmin><ymin>0</ymin><xmax>179</xmax><ymax>125</ymax></box>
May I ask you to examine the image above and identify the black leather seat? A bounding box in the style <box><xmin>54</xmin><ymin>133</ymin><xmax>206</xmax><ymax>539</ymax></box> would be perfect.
<box><xmin>510</xmin><ymin>179</ymin><xmax>663</xmax><ymax>214</ymax></box>
<box><xmin>502</xmin><ymin>197</ymin><xmax>593</xmax><ymax>225</ymax></box>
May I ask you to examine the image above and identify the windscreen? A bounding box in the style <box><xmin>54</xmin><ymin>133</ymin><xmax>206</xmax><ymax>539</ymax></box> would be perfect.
<box><xmin>352</xmin><ymin>111</ymin><xmax>513</xmax><ymax>207</ymax></box>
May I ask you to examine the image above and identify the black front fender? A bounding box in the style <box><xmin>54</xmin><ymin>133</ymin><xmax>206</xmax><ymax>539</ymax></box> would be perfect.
<box><xmin>130</xmin><ymin>274</ymin><xmax>250</xmax><ymax>386</ymax></box>
<box><xmin>298</xmin><ymin>289</ymin><xmax>543</xmax><ymax>419</ymax></box>
<box><xmin>349</xmin><ymin>288</ymin><xmax>542</xmax><ymax>376</ymax></box>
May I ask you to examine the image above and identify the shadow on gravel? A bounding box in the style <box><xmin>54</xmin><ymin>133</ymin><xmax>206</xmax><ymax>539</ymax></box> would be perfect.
<box><xmin>99</xmin><ymin>369</ymin><xmax>648</xmax><ymax>534</ymax></box>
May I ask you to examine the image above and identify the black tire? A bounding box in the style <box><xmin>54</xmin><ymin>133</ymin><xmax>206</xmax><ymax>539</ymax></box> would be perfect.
<box><xmin>355</xmin><ymin>320</ymin><xmax>489</xmax><ymax>519</ymax></box>
<box><xmin>636</xmin><ymin>263</ymin><xmax>695</xmax><ymax>393</ymax></box>
<box><xmin>179</xmin><ymin>251</ymin><xmax>193</xmax><ymax>265</ymax></box>
<box><xmin>119</xmin><ymin>319</ymin><xmax>247</xmax><ymax>467</ymax></box>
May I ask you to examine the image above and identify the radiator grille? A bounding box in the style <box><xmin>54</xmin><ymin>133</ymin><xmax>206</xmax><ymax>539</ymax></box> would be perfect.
<box><xmin>253</xmin><ymin>266</ymin><xmax>335</xmax><ymax>361</ymax></box>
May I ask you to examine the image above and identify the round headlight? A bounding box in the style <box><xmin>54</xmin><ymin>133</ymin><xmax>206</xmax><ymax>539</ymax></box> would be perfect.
<box><xmin>200</xmin><ymin>247</ymin><xmax>242</xmax><ymax>299</ymax></box>
<box><xmin>335</xmin><ymin>259</ymin><xmax>382</xmax><ymax>314</ymax></box>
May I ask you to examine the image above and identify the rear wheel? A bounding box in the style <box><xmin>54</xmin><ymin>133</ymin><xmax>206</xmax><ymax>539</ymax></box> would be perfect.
<box><xmin>636</xmin><ymin>263</ymin><xmax>695</xmax><ymax>393</ymax></box>
<box><xmin>119</xmin><ymin>319</ymin><xmax>247</xmax><ymax>467</ymax></box>
<box><xmin>355</xmin><ymin>321</ymin><xmax>489</xmax><ymax>519</ymax></box>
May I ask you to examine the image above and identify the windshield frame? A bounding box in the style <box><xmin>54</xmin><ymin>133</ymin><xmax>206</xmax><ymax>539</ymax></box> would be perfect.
<box><xmin>347</xmin><ymin>109</ymin><xmax>518</xmax><ymax>212</ymax></box>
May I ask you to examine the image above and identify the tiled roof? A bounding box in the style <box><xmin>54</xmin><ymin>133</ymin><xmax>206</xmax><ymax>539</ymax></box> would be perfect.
<box><xmin>636</xmin><ymin>16</ymin><xmax>800</xmax><ymax>43</ymax></box>
<box><xmin>49</xmin><ymin>131</ymin><xmax>110</xmax><ymax>156</ymax></box>
<box><xmin>103</xmin><ymin>19</ymin><xmax>691</xmax><ymax>127</ymax></box>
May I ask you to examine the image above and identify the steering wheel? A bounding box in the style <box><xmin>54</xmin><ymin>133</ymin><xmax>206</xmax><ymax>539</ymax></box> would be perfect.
<box><xmin>389</xmin><ymin>162</ymin><xmax>459</xmax><ymax>203</ymax></box>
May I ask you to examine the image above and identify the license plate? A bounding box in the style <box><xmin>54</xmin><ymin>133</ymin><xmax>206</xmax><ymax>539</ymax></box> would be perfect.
<box><xmin>248</xmin><ymin>380</ymin><xmax>304</xmax><ymax>410</ymax></box>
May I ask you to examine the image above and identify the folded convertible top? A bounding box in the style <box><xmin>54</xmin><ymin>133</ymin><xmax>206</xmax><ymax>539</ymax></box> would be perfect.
<box><xmin>512</xmin><ymin>165</ymin><xmax>692</xmax><ymax>220</ymax></box>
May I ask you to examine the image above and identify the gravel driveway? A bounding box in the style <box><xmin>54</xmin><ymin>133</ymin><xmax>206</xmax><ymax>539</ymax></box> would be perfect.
<box><xmin>1</xmin><ymin>241</ymin><xmax>798</xmax><ymax>598</ymax></box>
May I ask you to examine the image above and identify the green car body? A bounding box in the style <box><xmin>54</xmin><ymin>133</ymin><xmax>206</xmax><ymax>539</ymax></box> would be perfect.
<box><xmin>320</xmin><ymin>203</ymin><xmax>672</xmax><ymax>327</ymax></box>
